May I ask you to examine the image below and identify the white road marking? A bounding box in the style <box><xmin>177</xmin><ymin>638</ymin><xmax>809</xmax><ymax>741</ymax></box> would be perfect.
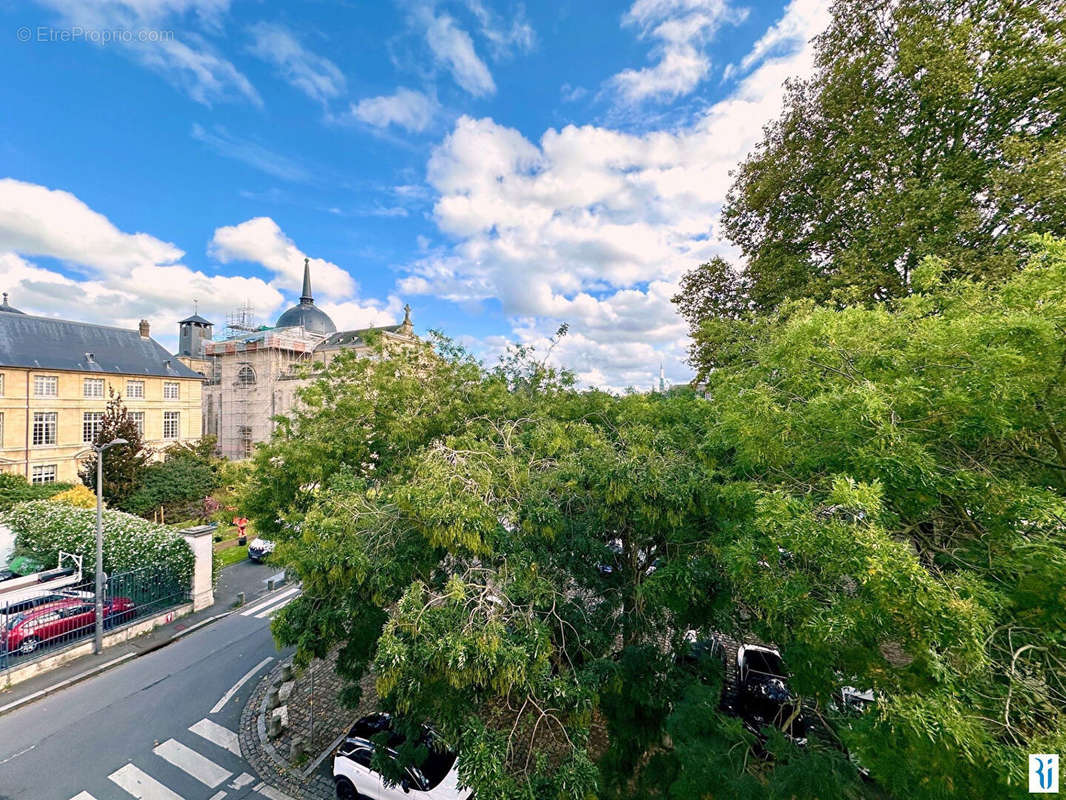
<box><xmin>153</xmin><ymin>739</ymin><xmax>231</xmax><ymax>787</ymax></box>
<box><xmin>0</xmin><ymin>744</ymin><xmax>36</xmax><ymax>765</ymax></box>
<box><xmin>254</xmin><ymin>594</ymin><xmax>298</xmax><ymax>619</ymax></box>
<box><xmin>208</xmin><ymin>793</ymin><xmax>226</xmax><ymax>800</ymax></box>
<box><xmin>239</xmin><ymin>586</ymin><xmax>299</xmax><ymax>617</ymax></box>
<box><xmin>230</xmin><ymin>772</ymin><xmax>255</xmax><ymax>790</ymax></box>
<box><xmin>254</xmin><ymin>782</ymin><xmax>297</xmax><ymax>800</ymax></box>
<box><xmin>189</xmin><ymin>717</ymin><xmax>241</xmax><ymax>757</ymax></box>
<box><xmin>69</xmin><ymin>793</ymin><xmax>97</xmax><ymax>800</ymax></box>
<box><xmin>210</xmin><ymin>656</ymin><xmax>274</xmax><ymax>714</ymax></box>
<box><xmin>108</xmin><ymin>763</ymin><xmax>185</xmax><ymax>800</ymax></box>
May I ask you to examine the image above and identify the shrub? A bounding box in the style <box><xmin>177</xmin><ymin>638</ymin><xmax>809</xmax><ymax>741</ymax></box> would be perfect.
<box><xmin>2</xmin><ymin>500</ymin><xmax>194</xmax><ymax>584</ymax></box>
<box><xmin>50</xmin><ymin>484</ymin><xmax>98</xmax><ymax>509</ymax></box>
<box><xmin>123</xmin><ymin>457</ymin><xmax>216</xmax><ymax>518</ymax></box>
<box><xmin>0</xmin><ymin>473</ymin><xmax>73</xmax><ymax>511</ymax></box>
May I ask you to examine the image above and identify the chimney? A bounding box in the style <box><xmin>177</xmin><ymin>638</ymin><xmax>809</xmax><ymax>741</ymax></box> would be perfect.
<box><xmin>139</xmin><ymin>319</ymin><xmax>150</xmax><ymax>338</ymax></box>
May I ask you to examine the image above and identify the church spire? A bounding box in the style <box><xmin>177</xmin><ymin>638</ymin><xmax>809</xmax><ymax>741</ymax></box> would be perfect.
<box><xmin>300</xmin><ymin>257</ymin><xmax>314</xmax><ymax>304</ymax></box>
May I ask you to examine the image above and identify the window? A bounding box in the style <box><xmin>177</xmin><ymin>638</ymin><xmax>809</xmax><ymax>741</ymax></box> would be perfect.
<box><xmin>126</xmin><ymin>380</ymin><xmax>145</xmax><ymax>399</ymax></box>
<box><xmin>0</xmin><ymin>411</ymin><xmax>4</xmax><ymax>445</ymax></box>
<box><xmin>0</xmin><ymin>372</ymin><xmax>5</xmax><ymax>395</ymax></box>
<box><xmin>236</xmin><ymin>365</ymin><xmax>256</xmax><ymax>386</ymax></box>
<box><xmin>163</xmin><ymin>411</ymin><xmax>179</xmax><ymax>439</ymax></box>
<box><xmin>130</xmin><ymin>411</ymin><xmax>145</xmax><ymax>437</ymax></box>
<box><xmin>83</xmin><ymin>378</ymin><xmax>104</xmax><ymax>398</ymax></box>
<box><xmin>31</xmin><ymin>464</ymin><xmax>57</xmax><ymax>484</ymax></box>
<box><xmin>163</xmin><ymin>382</ymin><xmax>180</xmax><ymax>400</ymax></box>
<box><xmin>82</xmin><ymin>411</ymin><xmax>104</xmax><ymax>443</ymax></box>
<box><xmin>32</xmin><ymin>412</ymin><xmax>57</xmax><ymax>446</ymax></box>
<box><xmin>34</xmin><ymin>375</ymin><xmax>57</xmax><ymax>397</ymax></box>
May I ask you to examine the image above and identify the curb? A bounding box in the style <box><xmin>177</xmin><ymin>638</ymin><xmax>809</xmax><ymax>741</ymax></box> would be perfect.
<box><xmin>0</xmin><ymin>606</ymin><xmax>236</xmax><ymax>717</ymax></box>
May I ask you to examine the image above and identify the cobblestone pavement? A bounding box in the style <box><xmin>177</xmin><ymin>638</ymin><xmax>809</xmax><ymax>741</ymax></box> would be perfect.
<box><xmin>240</xmin><ymin>651</ymin><xmax>378</xmax><ymax>800</ymax></box>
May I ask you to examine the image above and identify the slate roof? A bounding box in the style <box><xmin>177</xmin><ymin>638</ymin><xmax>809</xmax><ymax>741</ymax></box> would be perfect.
<box><xmin>315</xmin><ymin>325</ymin><xmax>404</xmax><ymax>351</ymax></box>
<box><xmin>179</xmin><ymin>313</ymin><xmax>214</xmax><ymax>325</ymax></box>
<box><xmin>0</xmin><ymin>313</ymin><xmax>204</xmax><ymax>379</ymax></box>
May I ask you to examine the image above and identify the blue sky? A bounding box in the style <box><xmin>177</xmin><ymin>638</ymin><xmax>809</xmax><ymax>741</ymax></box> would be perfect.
<box><xmin>0</xmin><ymin>0</ymin><xmax>829</xmax><ymax>391</ymax></box>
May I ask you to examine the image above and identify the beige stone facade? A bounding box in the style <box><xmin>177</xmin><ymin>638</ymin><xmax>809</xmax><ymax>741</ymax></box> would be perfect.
<box><xmin>203</xmin><ymin>323</ymin><xmax>414</xmax><ymax>460</ymax></box>
<box><xmin>0</xmin><ymin>366</ymin><xmax>203</xmax><ymax>485</ymax></box>
<box><xmin>0</xmin><ymin>303</ymin><xmax>205</xmax><ymax>485</ymax></box>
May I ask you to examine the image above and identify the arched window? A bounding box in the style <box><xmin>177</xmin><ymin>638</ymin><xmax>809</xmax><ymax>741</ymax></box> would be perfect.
<box><xmin>236</xmin><ymin>365</ymin><xmax>256</xmax><ymax>386</ymax></box>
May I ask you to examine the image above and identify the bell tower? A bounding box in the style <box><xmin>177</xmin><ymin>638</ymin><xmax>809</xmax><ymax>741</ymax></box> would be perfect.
<box><xmin>178</xmin><ymin>305</ymin><xmax>214</xmax><ymax>358</ymax></box>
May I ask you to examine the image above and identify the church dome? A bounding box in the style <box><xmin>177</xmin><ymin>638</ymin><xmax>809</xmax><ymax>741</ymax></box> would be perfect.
<box><xmin>276</xmin><ymin>302</ymin><xmax>336</xmax><ymax>334</ymax></box>
<box><xmin>275</xmin><ymin>258</ymin><xmax>336</xmax><ymax>335</ymax></box>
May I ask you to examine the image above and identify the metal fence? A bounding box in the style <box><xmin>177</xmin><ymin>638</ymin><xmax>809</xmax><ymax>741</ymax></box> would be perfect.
<box><xmin>0</xmin><ymin>566</ymin><xmax>190</xmax><ymax>674</ymax></box>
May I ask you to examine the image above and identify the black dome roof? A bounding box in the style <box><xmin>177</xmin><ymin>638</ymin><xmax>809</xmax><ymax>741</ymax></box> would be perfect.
<box><xmin>276</xmin><ymin>302</ymin><xmax>336</xmax><ymax>334</ymax></box>
<box><xmin>274</xmin><ymin>258</ymin><xmax>336</xmax><ymax>334</ymax></box>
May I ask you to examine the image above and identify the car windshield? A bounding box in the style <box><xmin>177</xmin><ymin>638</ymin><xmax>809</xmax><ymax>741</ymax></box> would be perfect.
<box><xmin>415</xmin><ymin>741</ymin><xmax>457</xmax><ymax>790</ymax></box>
<box><xmin>5</xmin><ymin>613</ymin><xmax>26</xmax><ymax>630</ymax></box>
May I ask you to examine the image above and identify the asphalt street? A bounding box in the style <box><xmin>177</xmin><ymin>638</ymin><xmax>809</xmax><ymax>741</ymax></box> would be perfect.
<box><xmin>0</xmin><ymin>567</ymin><xmax>300</xmax><ymax>800</ymax></box>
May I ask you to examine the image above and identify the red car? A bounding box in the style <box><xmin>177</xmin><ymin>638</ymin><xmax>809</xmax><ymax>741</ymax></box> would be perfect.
<box><xmin>3</xmin><ymin>596</ymin><xmax>136</xmax><ymax>655</ymax></box>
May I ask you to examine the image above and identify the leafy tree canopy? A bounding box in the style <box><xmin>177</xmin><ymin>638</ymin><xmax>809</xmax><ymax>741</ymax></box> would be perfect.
<box><xmin>716</xmin><ymin>0</ymin><xmax>1065</xmax><ymax>314</ymax></box>
<box><xmin>250</xmin><ymin>239</ymin><xmax>1066</xmax><ymax>799</ymax></box>
<box><xmin>78</xmin><ymin>389</ymin><xmax>151</xmax><ymax>507</ymax></box>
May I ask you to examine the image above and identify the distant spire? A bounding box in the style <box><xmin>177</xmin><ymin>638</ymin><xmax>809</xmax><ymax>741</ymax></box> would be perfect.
<box><xmin>300</xmin><ymin>257</ymin><xmax>314</xmax><ymax>304</ymax></box>
<box><xmin>658</xmin><ymin>361</ymin><xmax>666</xmax><ymax>393</ymax></box>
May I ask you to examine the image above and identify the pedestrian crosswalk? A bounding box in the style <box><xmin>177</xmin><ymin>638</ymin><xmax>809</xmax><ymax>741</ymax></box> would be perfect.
<box><xmin>239</xmin><ymin>586</ymin><xmax>300</xmax><ymax>619</ymax></box>
<box><xmin>66</xmin><ymin>717</ymin><xmax>296</xmax><ymax>800</ymax></box>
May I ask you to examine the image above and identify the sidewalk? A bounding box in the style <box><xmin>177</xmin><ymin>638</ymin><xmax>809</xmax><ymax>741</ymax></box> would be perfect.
<box><xmin>0</xmin><ymin>559</ymin><xmax>278</xmax><ymax>714</ymax></box>
<box><xmin>239</xmin><ymin>650</ymin><xmax>378</xmax><ymax>800</ymax></box>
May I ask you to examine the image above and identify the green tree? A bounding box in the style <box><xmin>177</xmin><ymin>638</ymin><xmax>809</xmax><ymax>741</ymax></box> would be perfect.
<box><xmin>249</xmin><ymin>239</ymin><xmax>1066</xmax><ymax>799</ymax></box>
<box><xmin>719</xmin><ymin>0</ymin><xmax>1066</xmax><ymax>312</ymax></box>
<box><xmin>78</xmin><ymin>389</ymin><xmax>150</xmax><ymax>507</ymax></box>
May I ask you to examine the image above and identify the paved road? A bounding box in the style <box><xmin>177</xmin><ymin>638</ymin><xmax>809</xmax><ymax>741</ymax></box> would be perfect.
<box><xmin>0</xmin><ymin>582</ymin><xmax>300</xmax><ymax>800</ymax></box>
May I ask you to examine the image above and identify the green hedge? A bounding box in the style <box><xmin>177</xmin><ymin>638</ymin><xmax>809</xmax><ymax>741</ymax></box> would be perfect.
<box><xmin>0</xmin><ymin>474</ymin><xmax>74</xmax><ymax>511</ymax></box>
<box><xmin>2</xmin><ymin>500</ymin><xmax>194</xmax><ymax>585</ymax></box>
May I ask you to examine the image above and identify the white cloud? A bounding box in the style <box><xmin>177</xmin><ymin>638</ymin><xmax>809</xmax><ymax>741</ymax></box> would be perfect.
<box><xmin>246</xmin><ymin>22</ymin><xmax>346</xmax><ymax>105</ymax></box>
<box><xmin>207</xmin><ymin>217</ymin><xmax>357</xmax><ymax>299</ymax></box>
<box><xmin>191</xmin><ymin>123</ymin><xmax>313</xmax><ymax>182</ymax></box>
<box><xmin>739</xmin><ymin>0</ymin><xmax>829</xmax><ymax>73</ymax></box>
<box><xmin>0</xmin><ymin>178</ymin><xmax>183</xmax><ymax>271</ymax></box>
<box><xmin>0</xmin><ymin>181</ymin><xmax>283</xmax><ymax>348</ymax></box>
<box><xmin>350</xmin><ymin>88</ymin><xmax>438</xmax><ymax>132</ymax></box>
<box><xmin>610</xmin><ymin>0</ymin><xmax>747</xmax><ymax>104</ymax></box>
<box><xmin>34</xmin><ymin>0</ymin><xmax>260</xmax><ymax>106</ymax></box>
<box><xmin>319</xmin><ymin>296</ymin><xmax>404</xmax><ymax>331</ymax></box>
<box><xmin>404</xmin><ymin>0</ymin><xmax>830</xmax><ymax>389</ymax></box>
<box><xmin>461</xmin><ymin>0</ymin><xmax>535</xmax><ymax>59</ymax></box>
<box><xmin>418</xmin><ymin>8</ymin><xmax>496</xmax><ymax>97</ymax></box>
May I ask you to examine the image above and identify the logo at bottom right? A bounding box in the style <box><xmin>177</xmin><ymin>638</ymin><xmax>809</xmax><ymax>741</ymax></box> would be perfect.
<box><xmin>1031</xmin><ymin>754</ymin><xmax>1059</xmax><ymax>793</ymax></box>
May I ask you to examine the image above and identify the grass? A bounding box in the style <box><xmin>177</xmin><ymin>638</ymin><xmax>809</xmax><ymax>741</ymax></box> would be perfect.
<box><xmin>215</xmin><ymin>544</ymin><xmax>249</xmax><ymax>569</ymax></box>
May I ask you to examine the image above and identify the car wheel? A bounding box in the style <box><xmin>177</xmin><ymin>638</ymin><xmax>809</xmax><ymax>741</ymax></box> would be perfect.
<box><xmin>335</xmin><ymin>777</ymin><xmax>360</xmax><ymax>800</ymax></box>
<box><xmin>19</xmin><ymin>636</ymin><xmax>39</xmax><ymax>655</ymax></box>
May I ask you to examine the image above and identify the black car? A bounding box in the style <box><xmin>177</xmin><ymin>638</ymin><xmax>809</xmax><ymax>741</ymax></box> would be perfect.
<box><xmin>734</xmin><ymin>644</ymin><xmax>811</xmax><ymax>742</ymax></box>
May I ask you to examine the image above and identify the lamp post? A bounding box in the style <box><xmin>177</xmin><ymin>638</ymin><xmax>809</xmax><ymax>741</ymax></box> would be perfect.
<box><xmin>93</xmin><ymin>438</ymin><xmax>127</xmax><ymax>654</ymax></box>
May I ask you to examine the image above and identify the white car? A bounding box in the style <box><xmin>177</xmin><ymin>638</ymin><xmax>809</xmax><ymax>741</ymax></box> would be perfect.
<box><xmin>333</xmin><ymin>713</ymin><xmax>472</xmax><ymax>800</ymax></box>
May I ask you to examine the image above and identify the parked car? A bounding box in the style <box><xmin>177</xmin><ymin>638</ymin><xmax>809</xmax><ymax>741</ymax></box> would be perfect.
<box><xmin>334</xmin><ymin>713</ymin><xmax>472</xmax><ymax>800</ymax></box>
<box><xmin>247</xmin><ymin>538</ymin><xmax>276</xmax><ymax>563</ymax></box>
<box><xmin>734</xmin><ymin>644</ymin><xmax>811</xmax><ymax>743</ymax></box>
<box><xmin>2</xmin><ymin>596</ymin><xmax>136</xmax><ymax>656</ymax></box>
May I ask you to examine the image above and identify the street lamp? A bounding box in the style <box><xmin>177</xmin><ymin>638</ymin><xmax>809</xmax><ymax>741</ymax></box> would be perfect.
<box><xmin>93</xmin><ymin>438</ymin><xmax>127</xmax><ymax>654</ymax></box>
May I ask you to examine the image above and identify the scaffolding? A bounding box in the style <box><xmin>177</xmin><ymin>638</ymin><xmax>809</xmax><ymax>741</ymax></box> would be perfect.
<box><xmin>224</xmin><ymin>302</ymin><xmax>258</xmax><ymax>339</ymax></box>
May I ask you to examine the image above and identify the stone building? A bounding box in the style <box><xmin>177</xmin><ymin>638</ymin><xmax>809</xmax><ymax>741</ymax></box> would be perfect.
<box><xmin>0</xmin><ymin>294</ymin><xmax>204</xmax><ymax>484</ymax></box>
<box><xmin>199</xmin><ymin>260</ymin><xmax>416</xmax><ymax>460</ymax></box>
